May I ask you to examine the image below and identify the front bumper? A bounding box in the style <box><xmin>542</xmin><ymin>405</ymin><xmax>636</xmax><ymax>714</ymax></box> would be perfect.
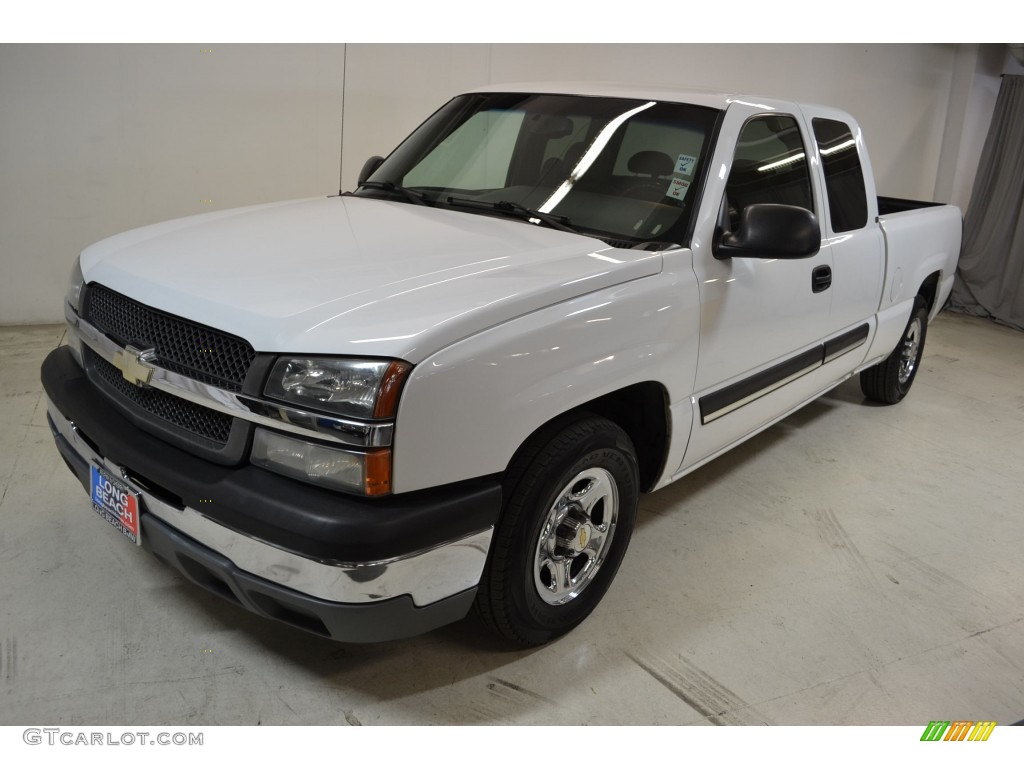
<box><xmin>42</xmin><ymin>346</ymin><xmax>501</xmax><ymax>642</ymax></box>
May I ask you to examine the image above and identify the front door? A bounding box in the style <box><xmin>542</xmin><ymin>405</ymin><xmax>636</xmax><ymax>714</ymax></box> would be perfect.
<box><xmin>680</xmin><ymin>104</ymin><xmax>835</xmax><ymax>471</ymax></box>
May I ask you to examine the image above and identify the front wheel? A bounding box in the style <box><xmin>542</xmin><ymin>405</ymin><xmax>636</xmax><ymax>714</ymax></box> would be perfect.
<box><xmin>860</xmin><ymin>297</ymin><xmax>929</xmax><ymax>404</ymax></box>
<box><xmin>476</xmin><ymin>415</ymin><xmax>639</xmax><ymax>647</ymax></box>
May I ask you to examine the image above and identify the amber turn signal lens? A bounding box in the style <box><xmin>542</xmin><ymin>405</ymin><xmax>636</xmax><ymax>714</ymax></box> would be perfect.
<box><xmin>363</xmin><ymin>449</ymin><xmax>392</xmax><ymax>496</ymax></box>
<box><xmin>373</xmin><ymin>361</ymin><xmax>412</xmax><ymax>419</ymax></box>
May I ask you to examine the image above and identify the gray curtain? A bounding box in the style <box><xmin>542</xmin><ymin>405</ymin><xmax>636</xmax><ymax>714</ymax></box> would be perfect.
<box><xmin>949</xmin><ymin>75</ymin><xmax>1024</xmax><ymax>330</ymax></box>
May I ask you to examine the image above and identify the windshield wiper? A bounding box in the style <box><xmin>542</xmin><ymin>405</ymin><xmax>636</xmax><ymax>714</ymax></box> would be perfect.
<box><xmin>357</xmin><ymin>180</ymin><xmax>429</xmax><ymax>206</ymax></box>
<box><xmin>445</xmin><ymin>196</ymin><xmax>581</xmax><ymax>235</ymax></box>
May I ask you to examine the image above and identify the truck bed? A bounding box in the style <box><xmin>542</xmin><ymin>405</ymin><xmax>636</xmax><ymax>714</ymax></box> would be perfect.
<box><xmin>877</xmin><ymin>201</ymin><xmax>962</xmax><ymax>318</ymax></box>
<box><xmin>877</xmin><ymin>196</ymin><xmax>946</xmax><ymax>215</ymax></box>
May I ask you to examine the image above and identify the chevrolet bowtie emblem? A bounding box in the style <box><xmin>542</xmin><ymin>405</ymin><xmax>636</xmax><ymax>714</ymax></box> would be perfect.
<box><xmin>112</xmin><ymin>345</ymin><xmax>157</xmax><ymax>387</ymax></box>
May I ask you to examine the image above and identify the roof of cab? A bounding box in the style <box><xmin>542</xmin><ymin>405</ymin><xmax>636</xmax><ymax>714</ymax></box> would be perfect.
<box><xmin>464</xmin><ymin>81</ymin><xmax>754</xmax><ymax>111</ymax></box>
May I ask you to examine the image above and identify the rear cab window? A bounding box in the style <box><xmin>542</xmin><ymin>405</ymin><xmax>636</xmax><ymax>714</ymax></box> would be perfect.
<box><xmin>812</xmin><ymin>118</ymin><xmax>868</xmax><ymax>232</ymax></box>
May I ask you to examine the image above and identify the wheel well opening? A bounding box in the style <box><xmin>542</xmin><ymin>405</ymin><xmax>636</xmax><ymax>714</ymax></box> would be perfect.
<box><xmin>507</xmin><ymin>383</ymin><xmax>669</xmax><ymax>493</ymax></box>
<box><xmin>919</xmin><ymin>271</ymin><xmax>941</xmax><ymax>316</ymax></box>
<box><xmin>581</xmin><ymin>383</ymin><xmax>669</xmax><ymax>492</ymax></box>
<box><xmin>505</xmin><ymin>383</ymin><xmax>670</xmax><ymax>494</ymax></box>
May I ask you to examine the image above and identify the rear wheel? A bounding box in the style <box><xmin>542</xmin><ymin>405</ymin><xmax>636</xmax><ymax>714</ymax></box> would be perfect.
<box><xmin>860</xmin><ymin>297</ymin><xmax>929</xmax><ymax>404</ymax></box>
<box><xmin>476</xmin><ymin>415</ymin><xmax>639</xmax><ymax>647</ymax></box>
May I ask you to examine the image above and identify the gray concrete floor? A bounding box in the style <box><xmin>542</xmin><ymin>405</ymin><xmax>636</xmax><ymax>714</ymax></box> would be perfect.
<box><xmin>1</xmin><ymin>312</ymin><xmax>1022</xmax><ymax>725</ymax></box>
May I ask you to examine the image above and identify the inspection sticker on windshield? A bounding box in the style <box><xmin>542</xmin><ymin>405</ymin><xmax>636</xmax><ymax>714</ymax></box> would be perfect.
<box><xmin>666</xmin><ymin>177</ymin><xmax>691</xmax><ymax>201</ymax></box>
<box><xmin>90</xmin><ymin>465</ymin><xmax>142</xmax><ymax>545</ymax></box>
<box><xmin>675</xmin><ymin>154</ymin><xmax>697</xmax><ymax>176</ymax></box>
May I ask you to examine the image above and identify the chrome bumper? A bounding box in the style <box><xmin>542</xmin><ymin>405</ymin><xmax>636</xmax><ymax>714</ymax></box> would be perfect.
<box><xmin>47</xmin><ymin>398</ymin><xmax>492</xmax><ymax>608</ymax></box>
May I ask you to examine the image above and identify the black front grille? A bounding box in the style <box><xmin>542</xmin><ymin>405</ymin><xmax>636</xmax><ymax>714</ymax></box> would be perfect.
<box><xmin>84</xmin><ymin>284</ymin><xmax>255</xmax><ymax>392</ymax></box>
<box><xmin>86</xmin><ymin>347</ymin><xmax>233</xmax><ymax>445</ymax></box>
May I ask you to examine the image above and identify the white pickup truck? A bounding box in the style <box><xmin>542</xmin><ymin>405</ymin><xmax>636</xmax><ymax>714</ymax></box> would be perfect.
<box><xmin>42</xmin><ymin>83</ymin><xmax>962</xmax><ymax>646</ymax></box>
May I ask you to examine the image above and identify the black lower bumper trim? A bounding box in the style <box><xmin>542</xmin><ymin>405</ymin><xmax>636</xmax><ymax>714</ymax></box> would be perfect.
<box><xmin>141</xmin><ymin>513</ymin><xmax>476</xmax><ymax>642</ymax></box>
<box><xmin>42</xmin><ymin>346</ymin><xmax>501</xmax><ymax>563</ymax></box>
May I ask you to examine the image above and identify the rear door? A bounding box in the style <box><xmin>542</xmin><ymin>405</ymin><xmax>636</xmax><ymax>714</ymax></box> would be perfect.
<box><xmin>805</xmin><ymin>109</ymin><xmax>885</xmax><ymax>334</ymax></box>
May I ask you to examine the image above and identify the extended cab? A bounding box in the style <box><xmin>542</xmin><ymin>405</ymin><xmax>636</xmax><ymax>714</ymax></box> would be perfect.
<box><xmin>41</xmin><ymin>83</ymin><xmax>962</xmax><ymax>645</ymax></box>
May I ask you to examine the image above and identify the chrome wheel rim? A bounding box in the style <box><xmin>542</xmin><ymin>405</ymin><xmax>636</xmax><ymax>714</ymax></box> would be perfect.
<box><xmin>534</xmin><ymin>467</ymin><xmax>618</xmax><ymax>605</ymax></box>
<box><xmin>898</xmin><ymin>317</ymin><xmax>922</xmax><ymax>385</ymax></box>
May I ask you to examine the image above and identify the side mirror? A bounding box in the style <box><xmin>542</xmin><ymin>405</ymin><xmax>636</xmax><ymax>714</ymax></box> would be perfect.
<box><xmin>357</xmin><ymin>156</ymin><xmax>385</xmax><ymax>186</ymax></box>
<box><xmin>714</xmin><ymin>203</ymin><xmax>820</xmax><ymax>259</ymax></box>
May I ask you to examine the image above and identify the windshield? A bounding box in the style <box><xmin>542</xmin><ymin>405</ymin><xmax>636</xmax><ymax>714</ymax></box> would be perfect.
<box><xmin>356</xmin><ymin>93</ymin><xmax>720</xmax><ymax>247</ymax></box>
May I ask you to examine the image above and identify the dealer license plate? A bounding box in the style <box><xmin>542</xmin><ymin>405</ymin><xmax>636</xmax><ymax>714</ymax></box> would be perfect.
<box><xmin>89</xmin><ymin>465</ymin><xmax>142</xmax><ymax>546</ymax></box>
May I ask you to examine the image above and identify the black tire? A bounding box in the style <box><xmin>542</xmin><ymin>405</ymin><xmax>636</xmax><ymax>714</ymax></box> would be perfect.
<box><xmin>476</xmin><ymin>414</ymin><xmax>639</xmax><ymax>647</ymax></box>
<box><xmin>860</xmin><ymin>296</ymin><xmax>929</xmax><ymax>404</ymax></box>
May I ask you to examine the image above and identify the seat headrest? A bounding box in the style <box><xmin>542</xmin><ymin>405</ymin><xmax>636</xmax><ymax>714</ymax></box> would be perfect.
<box><xmin>628</xmin><ymin>150</ymin><xmax>674</xmax><ymax>177</ymax></box>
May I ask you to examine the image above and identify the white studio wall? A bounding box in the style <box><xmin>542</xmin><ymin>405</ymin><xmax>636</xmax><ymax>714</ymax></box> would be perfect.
<box><xmin>0</xmin><ymin>43</ymin><xmax>1008</xmax><ymax>325</ymax></box>
<box><xmin>0</xmin><ymin>44</ymin><xmax>345</xmax><ymax>325</ymax></box>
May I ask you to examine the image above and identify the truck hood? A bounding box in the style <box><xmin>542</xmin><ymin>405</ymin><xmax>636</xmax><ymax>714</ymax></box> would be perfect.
<box><xmin>81</xmin><ymin>196</ymin><xmax>662</xmax><ymax>362</ymax></box>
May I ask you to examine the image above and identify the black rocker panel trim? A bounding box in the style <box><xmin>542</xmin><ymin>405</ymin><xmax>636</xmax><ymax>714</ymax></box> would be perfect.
<box><xmin>700</xmin><ymin>347</ymin><xmax>822</xmax><ymax>424</ymax></box>
<box><xmin>823</xmin><ymin>323</ymin><xmax>870</xmax><ymax>362</ymax></box>
<box><xmin>699</xmin><ymin>324</ymin><xmax>874</xmax><ymax>424</ymax></box>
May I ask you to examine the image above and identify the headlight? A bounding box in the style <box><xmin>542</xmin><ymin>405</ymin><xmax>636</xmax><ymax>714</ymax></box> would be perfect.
<box><xmin>251</xmin><ymin>429</ymin><xmax>391</xmax><ymax>496</ymax></box>
<box><xmin>264</xmin><ymin>357</ymin><xmax>411</xmax><ymax>420</ymax></box>
<box><xmin>67</xmin><ymin>256</ymin><xmax>85</xmax><ymax>313</ymax></box>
